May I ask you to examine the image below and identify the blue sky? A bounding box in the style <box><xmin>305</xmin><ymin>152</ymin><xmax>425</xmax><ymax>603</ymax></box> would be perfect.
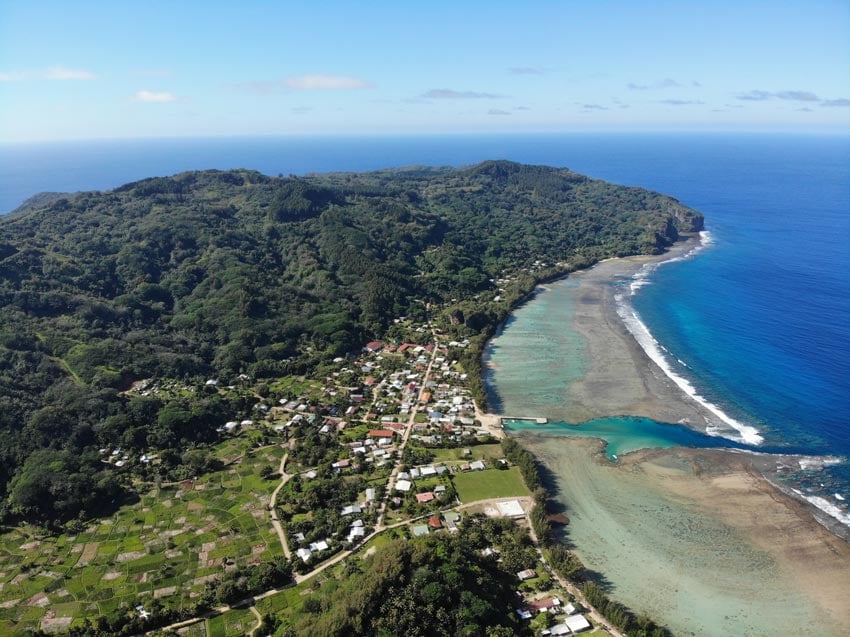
<box><xmin>1</xmin><ymin>0</ymin><xmax>848</xmax><ymax>141</ymax></box>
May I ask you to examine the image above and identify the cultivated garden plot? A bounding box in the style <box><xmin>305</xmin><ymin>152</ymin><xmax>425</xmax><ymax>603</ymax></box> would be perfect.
<box><xmin>0</xmin><ymin>437</ymin><xmax>285</xmax><ymax>633</ymax></box>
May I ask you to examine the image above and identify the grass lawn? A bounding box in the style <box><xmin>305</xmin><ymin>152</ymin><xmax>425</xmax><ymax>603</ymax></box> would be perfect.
<box><xmin>452</xmin><ymin>467</ymin><xmax>530</xmax><ymax>503</ymax></box>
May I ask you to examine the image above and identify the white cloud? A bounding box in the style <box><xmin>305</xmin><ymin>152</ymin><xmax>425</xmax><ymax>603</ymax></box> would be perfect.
<box><xmin>0</xmin><ymin>66</ymin><xmax>96</xmax><ymax>81</ymax></box>
<box><xmin>421</xmin><ymin>88</ymin><xmax>504</xmax><ymax>99</ymax></box>
<box><xmin>283</xmin><ymin>74</ymin><xmax>374</xmax><ymax>90</ymax></box>
<box><xmin>133</xmin><ymin>90</ymin><xmax>177</xmax><ymax>103</ymax></box>
<box><xmin>628</xmin><ymin>78</ymin><xmax>682</xmax><ymax>90</ymax></box>
<box><xmin>45</xmin><ymin>66</ymin><xmax>96</xmax><ymax>80</ymax></box>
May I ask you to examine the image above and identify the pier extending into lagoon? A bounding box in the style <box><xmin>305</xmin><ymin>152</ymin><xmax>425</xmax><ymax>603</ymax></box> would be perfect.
<box><xmin>500</xmin><ymin>416</ymin><xmax>548</xmax><ymax>425</ymax></box>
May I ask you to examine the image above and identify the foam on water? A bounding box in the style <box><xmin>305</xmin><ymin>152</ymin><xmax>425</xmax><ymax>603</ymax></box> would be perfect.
<box><xmin>794</xmin><ymin>493</ymin><xmax>850</xmax><ymax>527</ymax></box>
<box><xmin>615</xmin><ymin>233</ymin><xmax>764</xmax><ymax>445</ymax></box>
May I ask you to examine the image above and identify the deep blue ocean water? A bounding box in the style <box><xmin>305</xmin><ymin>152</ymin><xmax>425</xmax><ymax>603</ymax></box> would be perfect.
<box><xmin>2</xmin><ymin>132</ymin><xmax>848</xmax><ymax>513</ymax></box>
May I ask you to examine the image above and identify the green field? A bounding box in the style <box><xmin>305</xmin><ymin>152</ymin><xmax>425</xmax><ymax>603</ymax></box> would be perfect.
<box><xmin>0</xmin><ymin>436</ymin><xmax>286</xmax><ymax>634</ymax></box>
<box><xmin>451</xmin><ymin>467</ymin><xmax>530</xmax><ymax>502</ymax></box>
<box><xmin>206</xmin><ymin>606</ymin><xmax>256</xmax><ymax>637</ymax></box>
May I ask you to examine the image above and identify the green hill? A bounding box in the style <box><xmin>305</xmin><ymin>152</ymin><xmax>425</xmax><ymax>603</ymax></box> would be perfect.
<box><xmin>0</xmin><ymin>160</ymin><xmax>702</xmax><ymax>524</ymax></box>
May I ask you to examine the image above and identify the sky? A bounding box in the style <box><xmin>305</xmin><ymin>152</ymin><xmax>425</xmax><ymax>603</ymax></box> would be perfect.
<box><xmin>1</xmin><ymin>0</ymin><xmax>849</xmax><ymax>142</ymax></box>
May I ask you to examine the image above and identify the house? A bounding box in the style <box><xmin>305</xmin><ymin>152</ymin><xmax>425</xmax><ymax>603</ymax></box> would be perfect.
<box><xmin>340</xmin><ymin>504</ymin><xmax>362</xmax><ymax>516</ymax></box>
<box><xmin>364</xmin><ymin>341</ymin><xmax>384</xmax><ymax>353</ymax></box>
<box><xmin>516</xmin><ymin>609</ymin><xmax>533</xmax><ymax>620</ymax></box>
<box><xmin>427</xmin><ymin>516</ymin><xmax>442</xmax><ymax>529</ymax></box>
<box><xmin>296</xmin><ymin>548</ymin><xmax>312</xmax><ymax>562</ymax></box>
<box><xmin>420</xmin><ymin>465</ymin><xmax>437</xmax><ymax>477</ymax></box>
<box><xmin>416</xmin><ymin>492</ymin><xmax>435</xmax><ymax>504</ymax></box>
<box><xmin>368</xmin><ymin>429</ymin><xmax>395</xmax><ymax>439</ymax></box>
<box><xmin>528</xmin><ymin>597</ymin><xmax>561</xmax><ymax>613</ymax></box>
<box><xmin>562</xmin><ymin>615</ymin><xmax>592</xmax><ymax>633</ymax></box>
<box><xmin>332</xmin><ymin>459</ymin><xmax>351</xmax><ymax>470</ymax></box>
<box><xmin>365</xmin><ymin>488</ymin><xmax>376</xmax><ymax>502</ymax></box>
<box><xmin>469</xmin><ymin>460</ymin><xmax>486</xmax><ymax>471</ymax></box>
<box><xmin>347</xmin><ymin>526</ymin><xmax>366</xmax><ymax>542</ymax></box>
<box><xmin>411</xmin><ymin>524</ymin><xmax>430</xmax><ymax>537</ymax></box>
<box><xmin>309</xmin><ymin>540</ymin><xmax>329</xmax><ymax>552</ymax></box>
<box><xmin>443</xmin><ymin>511</ymin><xmax>460</xmax><ymax>532</ymax></box>
<box><xmin>395</xmin><ymin>479</ymin><xmax>413</xmax><ymax>492</ymax></box>
<box><xmin>517</xmin><ymin>569</ymin><xmax>536</xmax><ymax>581</ymax></box>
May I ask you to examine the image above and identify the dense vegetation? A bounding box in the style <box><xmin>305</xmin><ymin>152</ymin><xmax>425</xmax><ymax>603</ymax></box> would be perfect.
<box><xmin>292</xmin><ymin>531</ymin><xmax>523</xmax><ymax>636</ymax></box>
<box><xmin>0</xmin><ymin>161</ymin><xmax>702</xmax><ymax>524</ymax></box>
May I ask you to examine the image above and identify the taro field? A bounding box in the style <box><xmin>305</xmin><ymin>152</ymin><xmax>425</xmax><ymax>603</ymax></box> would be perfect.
<box><xmin>0</xmin><ymin>436</ymin><xmax>286</xmax><ymax>634</ymax></box>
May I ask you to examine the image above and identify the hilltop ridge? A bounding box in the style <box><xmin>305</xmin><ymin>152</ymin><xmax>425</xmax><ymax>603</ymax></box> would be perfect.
<box><xmin>0</xmin><ymin>161</ymin><xmax>702</xmax><ymax>524</ymax></box>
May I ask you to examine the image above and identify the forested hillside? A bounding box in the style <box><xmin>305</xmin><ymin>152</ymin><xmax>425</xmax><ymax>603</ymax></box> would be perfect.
<box><xmin>0</xmin><ymin>160</ymin><xmax>702</xmax><ymax>524</ymax></box>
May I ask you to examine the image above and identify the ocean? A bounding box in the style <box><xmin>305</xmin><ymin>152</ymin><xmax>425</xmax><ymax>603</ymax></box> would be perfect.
<box><xmin>2</xmin><ymin>132</ymin><xmax>848</xmax><ymax>513</ymax></box>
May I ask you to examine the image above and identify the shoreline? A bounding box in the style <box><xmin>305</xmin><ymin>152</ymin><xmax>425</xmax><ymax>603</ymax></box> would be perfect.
<box><xmin>479</xmin><ymin>237</ymin><xmax>850</xmax><ymax>634</ymax></box>
<box><xmin>560</xmin><ymin>235</ymin><xmax>735</xmax><ymax>430</ymax></box>
<box><xmin>483</xmin><ymin>234</ymin><xmax>850</xmax><ymax>535</ymax></box>
<box><xmin>517</xmin><ymin>435</ymin><xmax>850</xmax><ymax>636</ymax></box>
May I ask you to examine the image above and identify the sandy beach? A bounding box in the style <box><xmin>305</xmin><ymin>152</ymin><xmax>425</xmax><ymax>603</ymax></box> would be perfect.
<box><xmin>484</xmin><ymin>237</ymin><xmax>850</xmax><ymax>636</ymax></box>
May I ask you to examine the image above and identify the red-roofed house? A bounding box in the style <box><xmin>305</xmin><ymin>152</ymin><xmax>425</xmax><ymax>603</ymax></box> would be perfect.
<box><xmin>528</xmin><ymin>597</ymin><xmax>561</xmax><ymax>613</ymax></box>
<box><xmin>416</xmin><ymin>492</ymin><xmax>435</xmax><ymax>504</ymax></box>
<box><xmin>364</xmin><ymin>341</ymin><xmax>384</xmax><ymax>353</ymax></box>
<box><xmin>368</xmin><ymin>429</ymin><xmax>395</xmax><ymax>439</ymax></box>
<box><xmin>428</xmin><ymin>516</ymin><xmax>442</xmax><ymax>529</ymax></box>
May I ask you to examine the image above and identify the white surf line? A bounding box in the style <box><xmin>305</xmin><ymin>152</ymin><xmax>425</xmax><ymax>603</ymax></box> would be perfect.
<box><xmin>615</xmin><ymin>230</ymin><xmax>765</xmax><ymax>446</ymax></box>
<box><xmin>791</xmin><ymin>488</ymin><xmax>850</xmax><ymax>528</ymax></box>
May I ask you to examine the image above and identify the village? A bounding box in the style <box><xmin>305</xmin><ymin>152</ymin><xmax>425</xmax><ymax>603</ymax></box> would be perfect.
<box><xmin>158</xmin><ymin>314</ymin><xmax>613</xmax><ymax>636</ymax></box>
<box><xmin>0</xmin><ymin>312</ymin><xmax>618</xmax><ymax>636</ymax></box>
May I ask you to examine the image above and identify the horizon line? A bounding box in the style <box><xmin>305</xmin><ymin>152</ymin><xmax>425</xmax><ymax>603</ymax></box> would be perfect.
<box><xmin>2</xmin><ymin>128</ymin><xmax>849</xmax><ymax>145</ymax></box>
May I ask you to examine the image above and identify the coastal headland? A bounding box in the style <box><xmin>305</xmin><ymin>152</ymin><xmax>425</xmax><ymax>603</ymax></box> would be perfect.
<box><xmin>484</xmin><ymin>237</ymin><xmax>850</xmax><ymax>636</ymax></box>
